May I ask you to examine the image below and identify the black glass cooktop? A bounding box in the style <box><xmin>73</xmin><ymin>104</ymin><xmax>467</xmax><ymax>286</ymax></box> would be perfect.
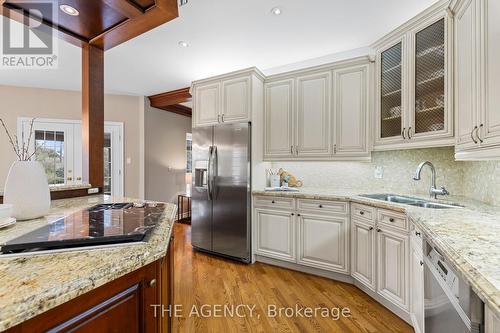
<box><xmin>1</xmin><ymin>203</ymin><xmax>165</xmax><ymax>254</ymax></box>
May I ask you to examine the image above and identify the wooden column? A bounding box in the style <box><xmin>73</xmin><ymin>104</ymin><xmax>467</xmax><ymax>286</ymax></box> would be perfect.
<box><xmin>82</xmin><ymin>44</ymin><xmax>104</xmax><ymax>190</ymax></box>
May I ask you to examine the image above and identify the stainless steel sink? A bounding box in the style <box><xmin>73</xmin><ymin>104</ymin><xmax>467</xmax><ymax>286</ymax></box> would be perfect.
<box><xmin>360</xmin><ymin>194</ymin><xmax>463</xmax><ymax>209</ymax></box>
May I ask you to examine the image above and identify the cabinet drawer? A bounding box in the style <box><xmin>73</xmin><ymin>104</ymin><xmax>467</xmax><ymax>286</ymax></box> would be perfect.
<box><xmin>297</xmin><ymin>199</ymin><xmax>348</xmax><ymax>215</ymax></box>
<box><xmin>254</xmin><ymin>196</ymin><xmax>295</xmax><ymax>210</ymax></box>
<box><xmin>351</xmin><ymin>203</ymin><xmax>375</xmax><ymax>222</ymax></box>
<box><xmin>377</xmin><ymin>209</ymin><xmax>408</xmax><ymax>231</ymax></box>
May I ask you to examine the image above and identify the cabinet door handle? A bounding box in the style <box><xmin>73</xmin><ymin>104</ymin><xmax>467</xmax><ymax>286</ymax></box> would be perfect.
<box><xmin>297</xmin><ymin>213</ymin><xmax>301</xmax><ymax>217</ymax></box>
<box><xmin>291</xmin><ymin>213</ymin><xmax>295</xmax><ymax>216</ymax></box>
<box><xmin>377</xmin><ymin>228</ymin><xmax>382</xmax><ymax>233</ymax></box>
<box><xmin>271</xmin><ymin>200</ymin><xmax>275</xmax><ymax>204</ymax></box>
<box><xmin>402</xmin><ymin>127</ymin><xmax>406</xmax><ymax>139</ymax></box>
<box><xmin>359</xmin><ymin>211</ymin><xmax>365</xmax><ymax>215</ymax></box>
<box><xmin>290</xmin><ymin>146</ymin><xmax>294</xmax><ymax>154</ymax></box>
<box><xmin>217</xmin><ymin>114</ymin><xmax>221</xmax><ymax>123</ymax></box>
<box><xmin>420</xmin><ymin>261</ymin><xmax>424</xmax><ymax>266</ymax></box>
<box><xmin>415</xmin><ymin>231</ymin><xmax>421</xmax><ymax>237</ymax></box>
<box><xmin>221</xmin><ymin>114</ymin><xmax>225</xmax><ymax>122</ymax></box>
<box><xmin>408</xmin><ymin>127</ymin><xmax>412</xmax><ymax>139</ymax></box>
<box><xmin>318</xmin><ymin>204</ymin><xmax>323</xmax><ymax>208</ymax></box>
<box><xmin>471</xmin><ymin>126</ymin><xmax>478</xmax><ymax>144</ymax></box>
<box><xmin>477</xmin><ymin>124</ymin><xmax>484</xmax><ymax>143</ymax></box>
<box><xmin>389</xmin><ymin>218</ymin><xmax>395</xmax><ymax>222</ymax></box>
<box><xmin>149</xmin><ymin>279</ymin><xmax>157</xmax><ymax>287</ymax></box>
<box><xmin>369</xmin><ymin>226</ymin><xmax>374</xmax><ymax>231</ymax></box>
<box><xmin>295</xmin><ymin>146</ymin><xmax>299</xmax><ymax>155</ymax></box>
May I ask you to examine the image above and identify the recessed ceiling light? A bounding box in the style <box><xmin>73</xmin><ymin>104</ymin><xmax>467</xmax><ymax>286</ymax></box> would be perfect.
<box><xmin>59</xmin><ymin>4</ymin><xmax>79</xmax><ymax>16</ymax></box>
<box><xmin>271</xmin><ymin>7</ymin><xmax>282</xmax><ymax>15</ymax></box>
<box><xmin>178</xmin><ymin>41</ymin><xmax>190</xmax><ymax>48</ymax></box>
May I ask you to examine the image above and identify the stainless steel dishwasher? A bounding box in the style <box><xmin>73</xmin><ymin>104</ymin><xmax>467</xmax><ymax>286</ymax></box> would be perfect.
<box><xmin>424</xmin><ymin>239</ymin><xmax>484</xmax><ymax>333</ymax></box>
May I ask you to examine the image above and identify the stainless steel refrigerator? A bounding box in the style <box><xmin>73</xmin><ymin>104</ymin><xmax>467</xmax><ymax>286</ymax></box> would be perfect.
<box><xmin>191</xmin><ymin>122</ymin><xmax>251</xmax><ymax>263</ymax></box>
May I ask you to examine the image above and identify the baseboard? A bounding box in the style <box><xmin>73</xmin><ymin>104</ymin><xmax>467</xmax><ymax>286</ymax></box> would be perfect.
<box><xmin>254</xmin><ymin>255</ymin><xmax>413</xmax><ymax>327</ymax></box>
<box><xmin>354</xmin><ymin>280</ymin><xmax>412</xmax><ymax>326</ymax></box>
<box><xmin>255</xmin><ymin>255</ymin><xmax>354</xmax><ymax>284</ymax></box>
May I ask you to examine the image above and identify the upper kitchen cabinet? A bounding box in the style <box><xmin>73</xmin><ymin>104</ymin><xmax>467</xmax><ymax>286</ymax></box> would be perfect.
<box><xmin>192</xmin><ymin>68</ymin><xmax>264</xmax><ymax>128</ymax></box>
<box><xmin>373</xmin><ymin>2</ymin><xmax>454</xmax><ymax>150</ymax></box>
<box><xmin>263</xmin><ymin>57</ymin><xmax>372</xmax><ymax>161</ymax></box>
<box><xmin>453</xmin><ymin>0</ymin><xmax>500</xmax><ymax>160</ymax></box>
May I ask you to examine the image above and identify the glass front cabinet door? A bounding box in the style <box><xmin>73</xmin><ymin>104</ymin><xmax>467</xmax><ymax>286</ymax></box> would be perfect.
<box><xmin>375</xmin><ymin>10</ymin><xmax>453</xmax><ymax>149</ymax></box>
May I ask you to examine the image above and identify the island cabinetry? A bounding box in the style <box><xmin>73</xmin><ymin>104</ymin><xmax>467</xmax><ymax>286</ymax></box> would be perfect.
<box><xmin>6</xmin><ymin>238</ymin><xmax>174</xmax><ymax>333</ymax></box>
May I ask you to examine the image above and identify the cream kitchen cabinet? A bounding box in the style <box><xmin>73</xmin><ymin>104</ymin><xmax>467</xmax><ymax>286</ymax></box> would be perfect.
<box><xmin>264</xmin><ymin>57</ymin><xmax>371</xmax><ymax>161</ymax></box>
<box><xmin>377</xmin><ymin>226</ymin><xmax>410</xmax><ymax>312</ymax></box>
<box><xmin>253</xmin><ymin>196</ymin><xmax>350</xmax><ymax>274</ymax></box>
<box><xmin>297</xmin><ymin>213</ymin><xmax>349</xmax><ymax>274</ymax></box>
<box><xmin>264</xmin><ymin>79</ymin><xmax>295</xmax><ymax>158</ymax></box>
<box><xmin>350</xmin><ymin>217</ymin><xmax>376</xmax><ymax>291</ymax></box>
<box><xmin>254</xmin><ymin>208</ymin><xmax>296</xmax><ymax>262</ymax></box>
<box><xmin>350</xmin><ymin>203</ymin><xmax>410</xmax><ymax>314</ymax></box>
<box><xmin>333</xmin><ymin>64</ymin><xmax>371</xmax><ymax>159</ymax></box>
<box><xmin>486</xmin><ymin>305</ymin><xmax>500</xmax><ymax>333</ymax></box>
<box><xmin>373</xmin><ymin>2</ymin><xmax>454</xmax><ymax>150</ymax></box>
<box><xmin>410</xmin><ymin>228</ymin><xmax>424</xmax><ymax>333</ymax></box>
<box><xmin>295</xmin><ymin>71</ymin><xmax>332</xmax><ymax>157</ymax></box>
<box><xmin>192</xmin><ymin>68</ymin><xmax>264</xmax><ymax>128</ymax></box>
<box><xmin>454</xmin><ymin>0</ymin><xmax>500</xmax><ymax>160</ymax></box>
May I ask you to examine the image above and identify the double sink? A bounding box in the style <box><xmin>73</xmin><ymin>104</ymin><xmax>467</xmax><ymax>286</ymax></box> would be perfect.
<box><xmin>360</xmin><ymin>194</ymin><xmax>464</xmax><ymax>209</ymax></box>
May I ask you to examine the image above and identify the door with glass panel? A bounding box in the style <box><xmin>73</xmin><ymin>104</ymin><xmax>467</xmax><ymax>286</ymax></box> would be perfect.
<box><xmin>19</xmin><ymin>118</ymin><xmax>123</xmax><ymax>196</ymax></box>
<box><xmin>378</xmin><ymin>39</ymin><xmax>406</xmax><ymax>144</ymax></box>
<box><xmin>104</xmin><ymin>124</ymin><xmax>122</xmax><ymax>196</ymax></box>
<box><xmin>20</xmin><ymin>119</ymin><xmax>77</xmax><ymax>185</ymax></box>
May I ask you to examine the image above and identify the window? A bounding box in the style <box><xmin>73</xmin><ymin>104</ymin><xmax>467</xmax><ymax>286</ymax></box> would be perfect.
<box><xmin>34</xmin><ymin>130</ymin><xmax>65</xmax><ymax>185</ymax></box>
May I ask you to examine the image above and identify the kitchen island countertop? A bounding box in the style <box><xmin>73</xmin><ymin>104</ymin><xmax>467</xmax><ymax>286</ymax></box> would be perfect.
<box><xmin>0</xmin><ymin>195</ymin><xmax>176</xmax><ymax>332</ymax></box>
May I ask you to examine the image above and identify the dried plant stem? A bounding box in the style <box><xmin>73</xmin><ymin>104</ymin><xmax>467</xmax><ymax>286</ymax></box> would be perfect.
<box><xmin>25</xmin><ymin>118</ymin><xmax>36</xmax><ymax>161</ymax></box>
<box><xmin>0</xmin><ymin>118</ymin><xmax>21</xmax><ymax>160</ymax></box>
<box><xmin>1</xmin><ymin>118</ymin><xmax>38</xmax><ymax>161</ymax></box>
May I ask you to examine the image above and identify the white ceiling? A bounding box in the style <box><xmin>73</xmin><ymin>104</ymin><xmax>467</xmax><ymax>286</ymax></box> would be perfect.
<box><xmin>0</xmin><ymin>0</ymin><xmax>438</xmax><ymax>96</ymax></box>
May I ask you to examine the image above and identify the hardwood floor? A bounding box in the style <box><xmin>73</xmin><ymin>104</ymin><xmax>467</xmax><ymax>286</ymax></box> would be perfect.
<box><xmin>172</xmin><ymin>223</ymin><xmax>413</xmax><ymax>333</ymax></box>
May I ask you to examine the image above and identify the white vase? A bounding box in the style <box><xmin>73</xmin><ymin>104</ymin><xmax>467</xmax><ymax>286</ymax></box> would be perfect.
<box><xmin>3</xmin><ymin>161</ymin><xmax>50</xmax><ymax>220</ymax></box>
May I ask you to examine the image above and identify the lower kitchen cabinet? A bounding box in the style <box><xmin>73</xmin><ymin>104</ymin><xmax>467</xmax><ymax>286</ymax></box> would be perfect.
<box><xmin>297</xmin><ymin>213</ymin><xmax>349</xmax><ymax>273</ymax></box>
<box><xmin>410</xmin><ymin>241</ymin><xmax>424</xmax><ymax>333</ymax></box>
<box><xmin>377</xmin><ymin>226</ymin><xmax>409</xmax><ymax>311</ymax></box>
<box><xmin>254</xmin><ymin>208</ymin><xmax>296</xmax><ymax>262</ymax></box>
<box><xmin>6</xmin><ymin>239</ymin><xmax>174</xmax><ymax>333</ymax></box>
<box><xmin>350</xmin><ymin>218</ymin><xmax>376</xmax><ymax>291</ymax></box>
<box><xmin>486</xmin><ymin>305</ymin><xmax>500</xmax><ymax>333</ymax></box>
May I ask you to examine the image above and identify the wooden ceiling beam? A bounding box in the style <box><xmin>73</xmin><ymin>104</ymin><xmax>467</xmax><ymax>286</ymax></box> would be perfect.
<box><xmin>161</xmin><ymin>104</ymin><xmax>192</xmax><ymax>117</ymax></box>
<box><xmin>148</xmin><ymin>87</ymin><xmax>192</xmax><ymax>108</ymax></box>
<box><xmin>102</xmin><ymin>0</ymin><xmax>144</xmax><ymax>19</ymax></box>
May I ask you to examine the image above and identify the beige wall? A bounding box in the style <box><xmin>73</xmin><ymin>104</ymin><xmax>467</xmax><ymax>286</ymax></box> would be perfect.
<box><xmin>144</xmin><ymin>101</ymin><xmax>192</xmax><ymax>203</ymax></box>
<box><xmin>0</xmin><ymin>85</ymin><xmax>143</xmax><ymax>198</ymax></box>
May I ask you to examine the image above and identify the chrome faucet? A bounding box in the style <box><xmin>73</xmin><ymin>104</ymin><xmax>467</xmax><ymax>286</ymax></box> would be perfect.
<box><xmin>413</xmin><ymin>161</ymin><xmax>449</xmax><ymax>199</ymax></box>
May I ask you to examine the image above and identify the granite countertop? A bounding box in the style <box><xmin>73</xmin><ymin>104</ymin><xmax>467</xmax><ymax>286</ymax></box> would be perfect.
<box><xmin>0</xmin><ymin>183</ymin><xmax>92</xmax><ymax>196</ymax></box>
<box><xmin>0</xmin><ymin>195</ymin><xmax>177</xmax><ymax>331</ymax></box>
<box><xmin>253</xmin><ymin>188</ymin><xmax>500</xmax><ymax>317</ymax></box>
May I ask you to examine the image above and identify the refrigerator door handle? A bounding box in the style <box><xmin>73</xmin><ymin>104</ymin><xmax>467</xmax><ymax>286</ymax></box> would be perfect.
<box><xmin>207</xmin><ymin>146</ymin><xmax>213</xmax><ymax>200</ymax></box>
<box><xmin>212</xmin><ymin>146</ymin><xmax>218</xmax><ymax>199</ymax></box>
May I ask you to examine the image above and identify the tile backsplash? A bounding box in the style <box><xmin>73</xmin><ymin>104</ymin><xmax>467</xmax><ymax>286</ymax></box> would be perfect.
<box><xmin>269</xmin><ymin>147</ymin><xmax>500</xmax><ymax>206</ymax></box>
